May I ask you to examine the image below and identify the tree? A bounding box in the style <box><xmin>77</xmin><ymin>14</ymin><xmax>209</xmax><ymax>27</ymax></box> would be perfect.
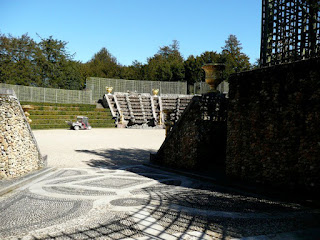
<box><xmin>120</xmin><ymin>60</ymin><xmax>145</xmax><ymax>80</ymax></box>
<box><xmin>85</xmin><ymin>47</ymin><xmax>120</xmax><ymax>79</ymax></box>
<box><xmin>0</xmin><ymin>33</ymin><xmax>42</xmax><ymax>86</ymax></box>
<box><xmin>36</xmin><ymin>35</ymin><xmax>68</xmax><ymax>88</ymax></box>
<box><xmin>184</xmin><ymin>55</ymin><xmax>201</xmax><ymax>86</ymax></box>
<box><xmin>146</xmin><ymin>40</ymin><xmax>185</xmax><ymax>82</ymax></box>
<box><xmin>221</xmin><ymin>34</ymin><xmax>251</xmax><ymax>79</ymax></box>
<box><xmin>0</xmin><ymin>33</ymin><xmax>84</xmax><ymax>89</ymax></box>
<box><xmin>36</xmin><ymin>35</ymin><xmax>84</xmax><ymax>89</ymax></box>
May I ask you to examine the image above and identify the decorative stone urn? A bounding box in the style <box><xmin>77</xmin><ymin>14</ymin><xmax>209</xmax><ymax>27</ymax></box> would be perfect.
<box><xmin>22</xmin><ymin>105</ymin><xmax>34</xmax><ymax>123</ymax></box>
<box><xmin>106</xmin><ymin>86</ymin><xmax>113</xmax><ymax>94</ymax></box>
<box><xmin>201</xmin><ymin>63</ymin><xmax>225</xmax><ymax>92</ymax></box>
<box><xmin>152</xmin><ymin>89</ymin><xmax>159</xmax><ymax>96</ymax></box>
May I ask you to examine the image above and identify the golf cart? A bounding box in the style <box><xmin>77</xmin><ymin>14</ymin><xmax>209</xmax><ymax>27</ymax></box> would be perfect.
<box><xmin>67</xmin><ymin>116</ymin><xmax>92</xmax><ymax>130</ymax></box>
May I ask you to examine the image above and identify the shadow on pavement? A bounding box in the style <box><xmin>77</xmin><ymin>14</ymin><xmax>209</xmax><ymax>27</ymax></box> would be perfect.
<box><xmin>25</xmin><ymin>179</ymin><xmax>320</xmax><ymax>240</ymax></box>
<box><xmin>15</xmin><ymin>162</ymin><xmax>319</xmax><ymax>239</ymax></box>
<box><xmin>76</xmin><ymin>148</ymin><xmax>155</xmax><ymax>168</ymax></box>
<box><xmin>27</xmin><ymin>149</ymin><xmax>316</xmax><ymax>239</ymax></box>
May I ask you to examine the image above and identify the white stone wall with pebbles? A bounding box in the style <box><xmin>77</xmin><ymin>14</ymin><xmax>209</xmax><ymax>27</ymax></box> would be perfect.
<box><xmin>0</xmin><ymin>94</ymin><xmax>42</xmax><ymax>179</ymax></box>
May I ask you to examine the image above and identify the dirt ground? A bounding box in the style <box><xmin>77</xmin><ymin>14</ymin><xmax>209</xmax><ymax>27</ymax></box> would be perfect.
<box><xmin>32</xmin><ymin>128</ymin><xmax>166</xmax><ymax>168</ymax></box>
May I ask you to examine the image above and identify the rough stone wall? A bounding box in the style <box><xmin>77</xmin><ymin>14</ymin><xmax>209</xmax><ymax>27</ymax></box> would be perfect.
<box><xmin>0</xmin><ymin>94</ymin><xmax>43</xmax><ymax>179</ymax></box>
<box><xmin>151</xmin><ymin>93</ymin><xmax>227</xmax><ymax>172</ymax></box>
<box><xmin>227</xmin><ymin>57</ymin><xmax>320</xmax><ymax>192</ymax></box>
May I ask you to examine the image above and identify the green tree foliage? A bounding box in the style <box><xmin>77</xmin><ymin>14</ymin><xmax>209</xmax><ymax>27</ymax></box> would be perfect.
<box><xmin>184</xmin><ymin>55</ymin><xmax>202</xmax><ymax>86</ymax></box>
<box><xmin>146</xmin><ymin>40</ymin><xmax>185</xmax><ymax>81</ymax></box>
<box><xmin>84</xmin><ymin>47</ymin><xmax>120</xmax><ymax>79</ymax></box>
<box><xmin>0</xmin><ymin>33</ymin><xmax>41</xmax><ymax>86</ymax></box>
<box><xmin>37</xmin><ymin>35</ymin><xmax>83</xmax><ymax>89</ymax></box>
<box><xmin>0</xmin><ymin>33</ymin><xmax>83</xmax><ymax>89</ymax></box>
<box><xmin>120</xmin><ymin>60</ymin><xmax>148</xmax><ymax>81</ymax></box>
<box><xmin>221</xmin><ymin>34</ymin><xmax>251</xmax><ymax>79</ymax></box>
<box><xmin>1</xmin><ymin>33</ymin><xmax>251</xmax><ymax>91</ymax></box>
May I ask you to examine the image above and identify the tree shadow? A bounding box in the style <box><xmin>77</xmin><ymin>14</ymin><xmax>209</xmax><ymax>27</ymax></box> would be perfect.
<box><xmin>76</xmin><ymin>148</ymin><xmax>155</xmax><ymax>168</ymax></box>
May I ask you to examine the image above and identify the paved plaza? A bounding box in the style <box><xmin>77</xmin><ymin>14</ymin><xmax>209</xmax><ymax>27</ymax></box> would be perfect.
<box><xmin>0</xmin><ymin>129</ymin><xmax>320</xmax><ymax>239</ymax></box>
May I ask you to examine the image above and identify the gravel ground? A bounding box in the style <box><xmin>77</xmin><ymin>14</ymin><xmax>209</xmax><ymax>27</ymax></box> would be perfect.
<box><xmin>32</xmin><ymin>128</ymin><xmax>165</xmax><ymax>168</ymax></box>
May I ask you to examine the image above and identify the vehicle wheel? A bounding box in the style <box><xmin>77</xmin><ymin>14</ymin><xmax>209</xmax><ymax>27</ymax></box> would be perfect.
<box><xmin>88</xmin><ymin>126</ymin><xmax>92</xmax><ymax>130</ymax></box>
<box><xmin>74</xmin><ymin>125</ymin><xmax>80</xmax><ymax>130</ymax></box>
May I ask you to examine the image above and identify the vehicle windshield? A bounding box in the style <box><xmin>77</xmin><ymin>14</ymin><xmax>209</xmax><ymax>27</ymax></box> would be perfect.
<box><xmin>77</xmin><ymin>117</ymin><xmax>88</xmax><ymax>124</ymax></box>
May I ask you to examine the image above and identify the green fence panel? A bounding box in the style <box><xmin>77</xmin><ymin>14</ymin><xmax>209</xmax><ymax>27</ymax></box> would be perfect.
<box><xmin>86</xmin><ymin>77</ymin><xmax>188</xmax><ymax>100</ymax></box>
<box><xmin>0</xmin><ymin>83</ymin><xmax>94</xmax><ymax>104</ymax></box>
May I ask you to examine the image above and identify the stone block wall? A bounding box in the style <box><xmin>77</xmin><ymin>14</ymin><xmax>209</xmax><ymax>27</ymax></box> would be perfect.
<box><xmin>0</xmin><ymin>93</ymin><xmax>44</xmax><ymax>179</ymax></box>
<box><xmin>227</xmin><ymin>57</ymin><xmax>320</xmax><ymax>192</ymax></box>
<box><xmin>151</xmin><ymin>93</ymin><xmax>227</xmax><ymax>172</ymax></box>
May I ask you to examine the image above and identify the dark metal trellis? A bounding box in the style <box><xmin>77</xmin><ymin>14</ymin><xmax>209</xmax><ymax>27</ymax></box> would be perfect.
<box><xmin>260</xmin><ymin>0</ymin><xmax>320</xmax><ymax>66</ymax></box>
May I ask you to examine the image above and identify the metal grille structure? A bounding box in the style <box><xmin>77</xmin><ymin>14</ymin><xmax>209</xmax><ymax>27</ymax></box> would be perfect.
<box><xmin>86</xmin><ymin>77</ymin><xmax>187</xmax><ymax>101</ymax></box>
<box><xmin>0</xmin><ymin>83</ymin><xmax>93</xmax><ymax>104</ymax></box>
<box><xmin>261</xmin><ymin>0</ymin><xmax>320</xmax><ymax>66</ymax></box>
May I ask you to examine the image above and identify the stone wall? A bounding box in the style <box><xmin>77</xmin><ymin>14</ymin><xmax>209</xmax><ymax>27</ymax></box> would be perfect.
<box><xmin>227</xmin><ymin>57</ymin><xmax>320</xmax><ymax>192</ymax></box>
<box><xmin>151</xmin><ymin>93</ymin><xmax>227</xmax><ymax>173</ymax></box>
<box><xmin>0</xmin><ymin>93</ymin><xmax>44</xmax><ymax>179</ymax></box>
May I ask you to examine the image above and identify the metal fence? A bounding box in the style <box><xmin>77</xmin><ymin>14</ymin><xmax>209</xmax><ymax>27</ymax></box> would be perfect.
<box><xmin>0</xmin><ymin>83</ymin><xmax>93</xmax><ymax>104</ymax></box>
<box><xmin>0</xmin><ymin>88</ymin><xmax>16</xmax><ymax>96</ymax></box>
<box><xmin>2</xmin><ymin>79</ymin><xmax>223</xmax><ymax>104</ymax></box>
<box><xmin>86</xmin><ymin>77</ymin><xmax>188</xmax><ymax>100</ymax></box>
<box><xmin>193</xmin><ymin>81</ymin><xmax>229</xmax><ymax>95</ymax></box>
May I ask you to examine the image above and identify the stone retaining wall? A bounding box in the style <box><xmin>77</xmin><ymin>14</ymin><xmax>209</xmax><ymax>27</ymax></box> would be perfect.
<box><xmin>227</xmin><ymin>57</ymin><xmax>320</xmax><ymax>192</ymax></box>
<box><xmin>151</xmin><ymin>93</ymin><xmax>227</xmax><ymax>172</ymax></box>
<box><xmin>0</xmin><ymin>93</ymin><xmax>44</xmax><ymax>179</ymax></box>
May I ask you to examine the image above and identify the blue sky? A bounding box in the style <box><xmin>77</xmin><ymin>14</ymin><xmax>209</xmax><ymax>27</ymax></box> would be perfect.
<box><xmin>0</xmin><ymin>0</ymin><xmax>262</xmax><ymax>66</ymax></box>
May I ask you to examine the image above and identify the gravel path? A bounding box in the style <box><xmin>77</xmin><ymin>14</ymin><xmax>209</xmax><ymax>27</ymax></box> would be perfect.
<box><xmin>32</xmin><ymin>128</ymin><xmax>165</xmax><ymax>168</ymax></box>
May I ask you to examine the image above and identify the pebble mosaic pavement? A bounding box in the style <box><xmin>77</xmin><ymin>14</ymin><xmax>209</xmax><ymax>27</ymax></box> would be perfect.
<box><xmin>0</xmin><ymin>165</ymin><xmax>320</xmax><ymax>239</ymax></box>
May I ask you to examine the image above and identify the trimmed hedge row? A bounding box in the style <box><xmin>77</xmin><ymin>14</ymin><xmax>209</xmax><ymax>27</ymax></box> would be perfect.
<box><xmin>20</xmin><ymin>102</ymin><xmax>97</xmax><ymax>108</ymax></box>
<box><xmin>30</xmin><ymin>115</ymin><xmax>111</xmax><ymax>120</ymax></box>
<box><xmin>24</xmin><ymin>102</ymin><xmax>115</xmax><ymax>129</ymax></box>
<box><xmin>31</xmin><ymin>119</ymin><xmax>114</xmax><ymax>124</ymax></box>
<box><xmin>31</xmin><ymin>106</ymin><xmax>95</xmax><ymax>111</ymax></box>
<box><xmin>28</xmin><ymin>106</ymin><xmax>106</xmax><ymax>112</ymax></box>
<box><xmin>29</xmin><ymin>110</ymin><xmax>110</xmax><ymax>116</ymax></box>
<box><xmin>32</xmin><ymin>123</ymin><xmax>115</xmax><ymax>130</ymax></box>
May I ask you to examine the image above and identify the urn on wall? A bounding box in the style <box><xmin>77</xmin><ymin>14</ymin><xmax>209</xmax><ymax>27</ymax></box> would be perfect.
<box><xmin>106</xmin><ymin>86</ymin><xmax>113</xmax><ymax>94</ymax></box>
<box><xmin>201</xmin><ymin>63</ymin><xmax>225</xmax><ymax>92</ymax></box>
<box><xmin>152</xmin><ymin>89</ymin><xmax>159</xmax><ymax>96</ymax></box>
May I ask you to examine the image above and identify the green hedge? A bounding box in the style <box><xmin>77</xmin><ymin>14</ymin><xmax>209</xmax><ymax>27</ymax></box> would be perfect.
<box><xmin>20</xmin><ymin>101</ymin><xmax>96</xmax><ymax>108</ymax></box>
<box><xmin>29</xmin><ymin>115</ymin><xmax>111</xmax><ymax>120</ymax></box>
<box><xmin>31</xmin><ymin>119</ymin><xmax>113</xmax><ymax>124</ymax></box>
<box><xmin>31</xmin><ymin>124</ymin><xmax>69</xmax><ymax>129</ymax></box>
<box><xmin>29</xmin><ymin>110</ymin><xmax>110</xmax><ymax>116</ymax></box>
<box><xmin>29</xmin><ymin>106</ymin><xmax>107</xmax><ymax>111</ymax></box>
<box><xmin>30</xmin><ymin>106</ymin><xmax>92</xmax><ymax>111</ymax></box>
<box><xmin>23</xmin><ymin>101</ymin><xmax>115</xmax><ymax>129</ymax></box>
<box><xmin>31</xmin><ymin>123</ymin><xmax>115</xmax><ymax>129</ymax></box>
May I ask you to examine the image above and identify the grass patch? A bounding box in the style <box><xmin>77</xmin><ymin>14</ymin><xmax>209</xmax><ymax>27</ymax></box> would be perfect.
<box><xmin>23</xmin><ymin>101</ymin><xmax>114</xmax><ymax>129</ymax></box>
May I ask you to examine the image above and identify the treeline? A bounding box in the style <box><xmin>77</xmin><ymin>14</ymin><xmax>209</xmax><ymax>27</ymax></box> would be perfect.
<box><xmin>0</xmin><ymin>33</ymin><xmax>251</xmax><ymax>90</ymax></box>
